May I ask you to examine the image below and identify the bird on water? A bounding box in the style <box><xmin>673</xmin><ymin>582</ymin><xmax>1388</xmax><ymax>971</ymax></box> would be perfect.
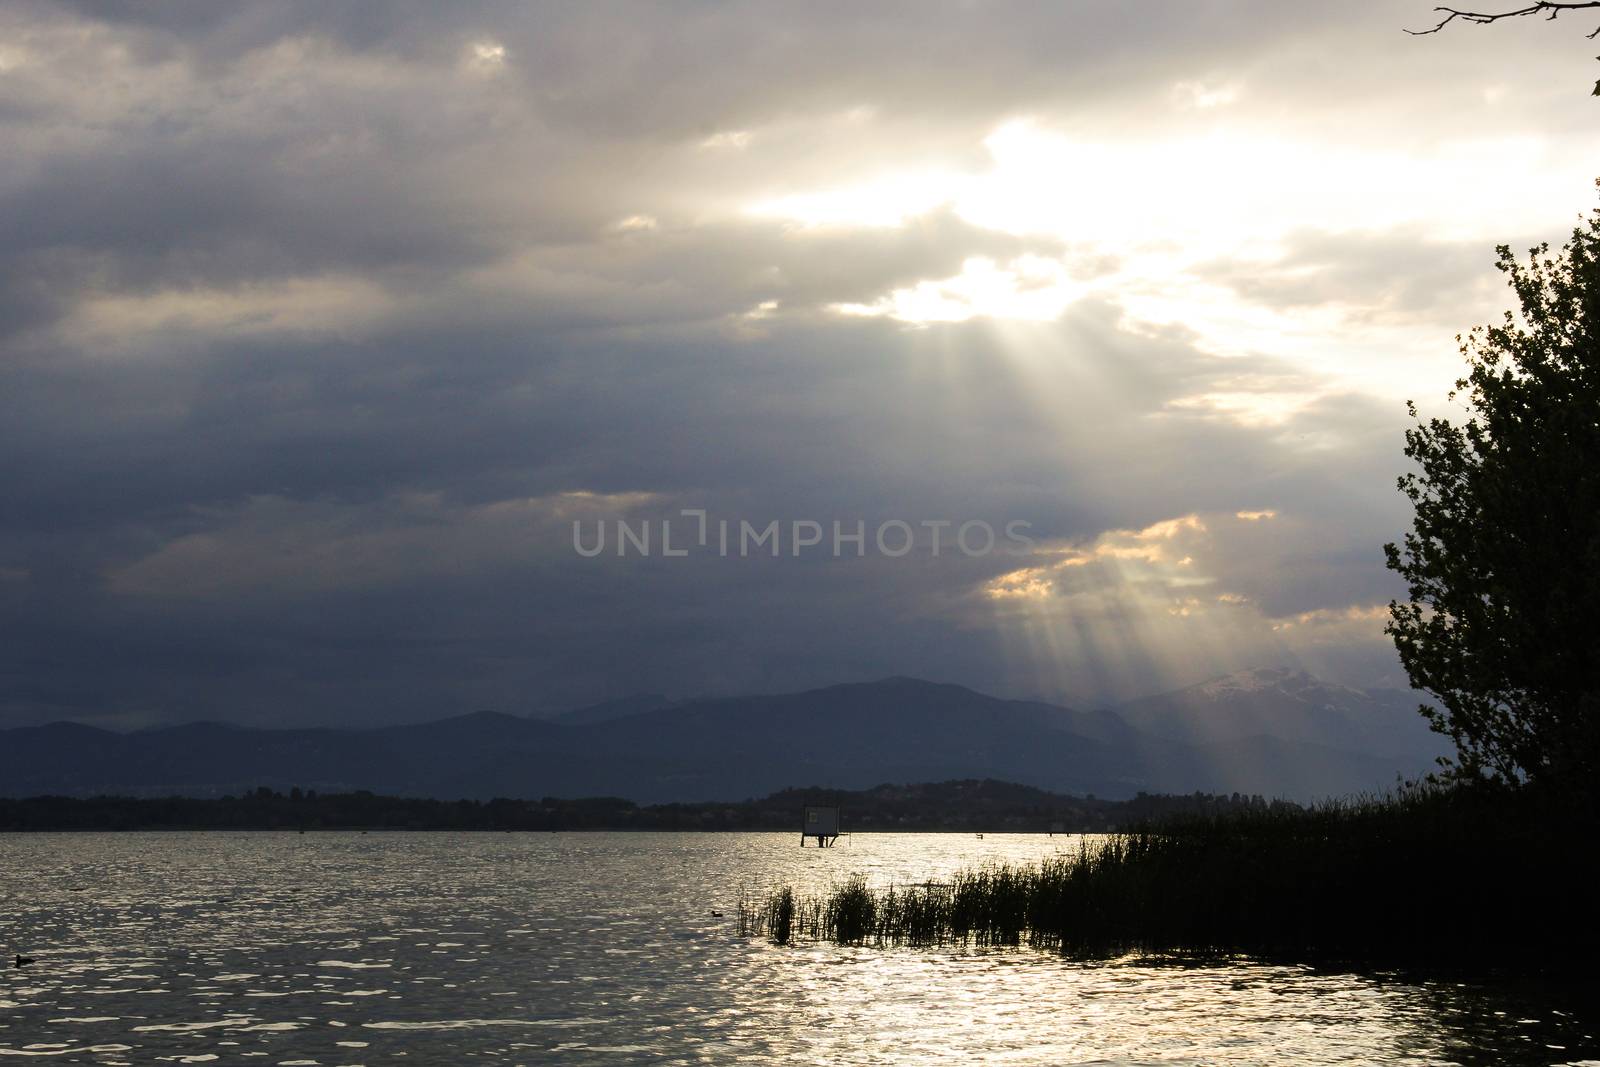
<box><xmin>14</xmin><ymin>954</ymin><xmax>34</xmax><ymax>968</ymax></box>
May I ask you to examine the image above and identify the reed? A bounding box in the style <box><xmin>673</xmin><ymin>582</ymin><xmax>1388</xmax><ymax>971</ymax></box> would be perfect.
<box><xmin>735</xmin><ymin>782</ymin><xmax>1600</xmax><ymax>968</ymax></box>
<box><xmin>768</xmin><ymin>886</ymin><xmax>795</xmax><ymax>945</ymax></box>
<box><xmin>826</xmin><ymin>876</ymin><xmax>878</xmax><ymax>944</ymax></box>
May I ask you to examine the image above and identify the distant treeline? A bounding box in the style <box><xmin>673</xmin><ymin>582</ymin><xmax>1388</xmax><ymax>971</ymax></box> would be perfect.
<box><xmin>0</xmin><ymin>779</ymin><xmax>1295</xmax><ymax>832</ymax></box>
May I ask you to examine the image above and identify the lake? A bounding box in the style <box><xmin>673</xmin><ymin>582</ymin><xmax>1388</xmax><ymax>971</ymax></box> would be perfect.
<box><xmin>1</xmin><ymin>832</ymin><xmax>1595</xmax><ymax>1065</ymax></box>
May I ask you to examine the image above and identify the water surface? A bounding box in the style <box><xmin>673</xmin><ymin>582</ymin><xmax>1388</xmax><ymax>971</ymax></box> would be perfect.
<box><xmin>1</xmin><ymin>832</ymin><xmax>1595</xmax><ymax>1065</ymax></box>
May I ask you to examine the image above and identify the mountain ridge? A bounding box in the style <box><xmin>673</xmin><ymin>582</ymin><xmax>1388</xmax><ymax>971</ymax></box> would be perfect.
<box><xmin>0</xmin><ymin>670</ymin><xmax>1446</xmax><ymax>803</ymax></box>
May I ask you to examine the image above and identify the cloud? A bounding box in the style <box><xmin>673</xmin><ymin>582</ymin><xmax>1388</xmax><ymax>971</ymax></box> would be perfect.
<box><xmin>1191</xmin><ymin>226</ymin><xmax>1516</xmax><ymax>325</ymax></box>
<box><xmin>975</xmin><ymin>507</ymin><xmax>1403</xmax><ymax>703</ymax></box>
<box><xmin>1</xmin><ymin>0</ymin><xmax>1591</xmax><ymax>727</ymax></box>
<box><xmin>106</xmin><ymin>490</ymin><xmax>662</xmax><ymax>599</ymax></box>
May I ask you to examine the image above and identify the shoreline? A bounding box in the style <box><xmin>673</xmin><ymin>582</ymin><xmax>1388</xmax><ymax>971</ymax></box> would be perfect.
<box><xmin>0</xmin><ymin>779</ymin><xmax>1289</xmax><ymax>833</ymax></box>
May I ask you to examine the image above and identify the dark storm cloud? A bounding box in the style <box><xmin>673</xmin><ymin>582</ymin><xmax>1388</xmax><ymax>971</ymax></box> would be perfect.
<box><xmin>1</xmin><ymin>0</ymin><xmax>1584</xmax><ymax>726</ymax></box>
<box><xmin>5</xmin><ymin>300</ymin><xmax>1416</xmax><ymax>723</ymax></box>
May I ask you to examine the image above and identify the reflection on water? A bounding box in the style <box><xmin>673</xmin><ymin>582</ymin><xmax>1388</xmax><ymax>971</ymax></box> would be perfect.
<box><xmin>0</xmin><ymin>832</ymin><xmax>1595</xmax><ymax>1065</ymax></box>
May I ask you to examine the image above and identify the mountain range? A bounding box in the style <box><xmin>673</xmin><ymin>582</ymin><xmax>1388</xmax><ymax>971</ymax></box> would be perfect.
<box><xmin>0</xmin><ymin>668</ymin><xmax>1446</xmax><ymax>803</ymax></box>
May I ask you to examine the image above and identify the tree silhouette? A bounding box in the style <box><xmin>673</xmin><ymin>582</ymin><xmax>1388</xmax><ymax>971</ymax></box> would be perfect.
<box><xmin>1407</xmin><ymin>2</ymin><xmax>1600</xmax><ymax>38</ymax></box>
<box><xmin>1406</xmin><ymin>2</ymin><xmax>1600</xmax><ymax>92</ymax></box>
<box><xmin>1385</xmin><ymin>188</ymin><xmax>1600</xmax><ymax>792</ymax></box>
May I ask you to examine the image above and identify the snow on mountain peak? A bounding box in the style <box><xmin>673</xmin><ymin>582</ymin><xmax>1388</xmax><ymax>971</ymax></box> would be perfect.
<box><xmin>1195</xmin><ymin>667</ymin><xmax>1300</xmax><ymax>697</ymax></box>
<box><xmin>1192</xmin><ymin>667</ymin><xmax>1370</xmax><ymax>703</ymax></box>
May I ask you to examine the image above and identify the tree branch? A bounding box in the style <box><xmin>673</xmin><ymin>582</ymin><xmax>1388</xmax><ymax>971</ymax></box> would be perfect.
<box><xmin>1406</xmin><ymin>1</ymin><xmax>1600</xmax><ymax>37</ymax></box>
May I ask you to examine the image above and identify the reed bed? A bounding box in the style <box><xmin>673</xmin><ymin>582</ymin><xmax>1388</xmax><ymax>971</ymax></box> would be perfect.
<box><xmin>736</xmin><ymin>783</ymin><xmax>1600</xmax><ymax>968</ymax></box>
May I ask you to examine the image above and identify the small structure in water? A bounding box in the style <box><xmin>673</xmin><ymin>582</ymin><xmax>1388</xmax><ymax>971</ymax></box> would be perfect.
<box><xmin>801</xmin><ymin>805</ymin><xmax>840</xmax><ymax>847</ymax></box>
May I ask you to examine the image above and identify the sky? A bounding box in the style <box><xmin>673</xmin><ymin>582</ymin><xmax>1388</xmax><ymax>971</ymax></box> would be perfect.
<box><xmin>1</xmin><ymin>1</ymin><xmax>1596</xmax><ymax>729</ymax></box>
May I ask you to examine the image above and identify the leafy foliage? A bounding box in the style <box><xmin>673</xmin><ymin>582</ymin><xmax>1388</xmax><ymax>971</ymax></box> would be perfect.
<box><xmin>1385</xmin><ymin>193</ymin><xmax>1600</xmax><ymax>791</ymax></box>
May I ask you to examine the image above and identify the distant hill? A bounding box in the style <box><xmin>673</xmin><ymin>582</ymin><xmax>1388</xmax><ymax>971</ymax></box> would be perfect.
<box><xmin>0</xmin><ymin>672</ymin><xmax>1446</xmax><ymax>803</ymax></box>
<box><xmin>545</xmin><ymin>693</ymin><xmax>677</xmax><ymax>725</ymax></box>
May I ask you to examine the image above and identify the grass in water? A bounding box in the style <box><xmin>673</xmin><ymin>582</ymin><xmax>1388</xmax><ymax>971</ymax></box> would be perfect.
<box><xmin>767</xmin><ymin>886</ymin><xmax>794</xmax><ymax>945</ymax></box>
<box><xmin>736</xmin><ymin>782</ymin><xmax>1600</xmax><ymax>969</ymax></box>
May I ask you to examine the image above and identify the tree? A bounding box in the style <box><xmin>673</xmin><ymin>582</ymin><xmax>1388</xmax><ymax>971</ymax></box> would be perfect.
<box><xmin>1406</xmin><ymin>2</ymin><xmax>1600</xmax><ymax>93</ymax></box>
<box><xmin>1408</xmin><ymin>2</ymin><xmax>1600</xmax><ymax>37</ymax></box>
<box><xmin>1385</xmin><ymin>188</ymin><xmax>1600</xmax><ymax>792</ymax></box>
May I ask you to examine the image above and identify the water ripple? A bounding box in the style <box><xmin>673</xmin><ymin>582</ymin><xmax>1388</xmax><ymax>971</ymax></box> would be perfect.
<box><xmin>1</xmin><ymin>832</ymin><xmax>1596</xmax><ymax>1065</ymax></box>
